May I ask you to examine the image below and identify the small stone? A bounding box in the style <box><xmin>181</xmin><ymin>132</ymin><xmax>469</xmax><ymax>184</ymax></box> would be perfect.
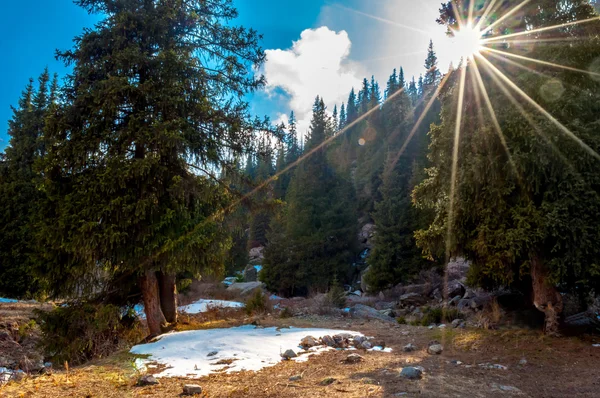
<box><xmin>300</xmin><ymin>336</ymin><xmax>319</xmax><ymax>348</ymax></box>
<box><xmin>360</xmin><ymin>340</ymin><xmax>373</xmax><ymax>350</ymax></box>
<box><xmin>282</xmin><ymin>349</ymin><xmax>297</xmax><ymax>360</ymax></box>
<box><xmin>344</xmin><ymin>353</ymin><xmax>364</xmax><ymax>364</ymax></box>
<box><xmin>451</xmin><ymin>319</ymin><xmax>464</xmax><ymax>328</ymax></box>
<box><xmin>403</xmin><ymin>343</ymin><xmax>417</xmax><ymax>352</ymax></box>
<box><xmin>183</xmin><ymin>384</ymin><xmax>203</xmax><ymax>395</ymax></box>
<box><xmin>427</xmin><ymin>344</ymin><xmax>443</xmax><ymax>355</ymax></box>
<box><xmin>319</xmin><ymin>377</ymin><xmax>336</xmax><ymax>386</ymax></box>
<box><xmin>519</xmin><ymin>358</ymin><xmax>527</xmax><ymax>366</ymax></box>
<box><xmin>207</xmin><ymin>351</ymin><xmax>218</xmax><ymax>357</ymax></box>
<box><xmin>428</xmin><ymin>325</ymin><xmax>434</xmax><ymax>330</ymax></box>
<box><xmin>399</xmin><ymin>367</ymin><xmax>423</xmax><ymax>380</ymax></box>
<box><xmin>353</xmin><ymin>335</ymin><xmax>367</xmax><ymax>346</ymax></box>
<box><xmin>289</xmin><ymin>374</ymin><xmax>302</xmax><ymax>382</ymax></box>
<box><xmin>438</xmin><ymin>324</ymin><xmax>447</xmax><ymax>329</ymax></box>
<box><xmin>321</xmin><ymin>335</ymin><xmax>335</xmax><ymax>347</ymax></box>
<box><xmin>137</xmin><ymin>375</ymin><xmax>159</xmax><ymax>386</ymax></box>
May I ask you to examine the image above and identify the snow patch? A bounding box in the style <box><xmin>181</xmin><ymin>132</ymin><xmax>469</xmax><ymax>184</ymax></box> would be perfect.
<box><xmin>179</xmin><ymin>299</ymin><xmax>244</xmax><ymax>314</ymax></box>
<box><xmin>130</xmin><ymin>325</ymin><xmax>362</xmax><ymax>378</ymax></box>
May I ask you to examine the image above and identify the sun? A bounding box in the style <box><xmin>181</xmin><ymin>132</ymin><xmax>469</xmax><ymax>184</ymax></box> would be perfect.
<box><xmin>450</xmin><ymin>23</ymin><xmax>484</xmax><ymax>59</ymax></box>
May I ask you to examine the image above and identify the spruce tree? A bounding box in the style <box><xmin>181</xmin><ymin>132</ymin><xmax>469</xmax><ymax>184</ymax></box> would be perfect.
<box><xmin>346</xmin><ymin>88</ymin><xmax>358</xmax><ymax>123</ymax></box>
<box><xmin>339</xmin><ymin>103</ymin><xmax>346</xmax><ymax>130</ymax></box>
<box><xmin>408</xmin><ymin>77</ymin><xmax>418</xmax><ymax>104</ymax></box>
<box><xmin>39</xmin><ymin>0</ymin><xmax>268</xmax><ymax>336</ymax></box>
<box><xmin>0</xmin><ymin>72</ymin><xmax>51</xmax><ymax>299</ymax></box>
<box><xmin>423</xmin><ymin>40</ymin><xmax>441</xmax><ymax>94</ymax></box>
<box><xmin>398</xmin><ymin>67</ymin><xmax>406</xmax><ymax>90</ymax></box>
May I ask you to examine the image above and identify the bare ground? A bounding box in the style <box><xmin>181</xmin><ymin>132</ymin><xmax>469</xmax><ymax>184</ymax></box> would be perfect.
<box><xmin>2</xmin><ymin>310</ymin><xmax>599</xmax><ymax>398</ymax></box>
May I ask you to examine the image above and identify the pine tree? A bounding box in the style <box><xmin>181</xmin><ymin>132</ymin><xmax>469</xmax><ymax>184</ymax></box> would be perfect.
<box><xmin>408</xmin><ymin>77</ymin><xmax>418</xmax><ymax>104</ymax></box>
<box><xmin>417</xmin><ymin>0</ymin><xmax>600</xmax><ymax>334</ymax></box>
<box><xmin>417</xmin><ymin>75</ymin><xmax>424</xmax><ymax>98</ymax></box>
<box><xmin>386</xmin><ymin>69</ymin><xmax>398</xmax><ymax>99</ymax></box>
<box><xmin>398</xmin><ymin>67</ymin><xmax>406</xmax><ymax>90</ymax></box>
<box><xmin>0</xmin><ymin>71</ymin><xmax>52</xmax><ymax>299</ymax></box>
<box><xmin>423</xmin><ymin>40</ymin><xmax>441</xmax><ymax>93</ymax></box>
<box><xmin>339</xmin><ymin>103</ymin><xmax>346</xmax><ymax>130</ymax></box>
<box><xmin>332</xmin><ymin>105</ymin><xmax>339</xmax><ymax>134</ymax></box>
<box><xmin>346</xmin><ymin>88</ymin><xmax>358</xmax><ymax>123</ymax></box>
<box><xmin>39</xmin><ymin>0</ymin><xmax>268</xmax><ymax>336</ymax></box>
<box><xmin>359</xmin><ymin>78</ymin><xmax>370</xmax><ymax>114</ymax></box>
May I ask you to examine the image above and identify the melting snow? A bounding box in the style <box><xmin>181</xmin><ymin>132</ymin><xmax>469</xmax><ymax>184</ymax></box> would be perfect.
<box><xmin>179</xmin><ymin>299</ymin><xmax>244</xmax><ymax>314</ymax></box>
<box><xmin>130</xmin><ymin>325</ymin><xmax>363</xmax><ymax>378</ymax></box>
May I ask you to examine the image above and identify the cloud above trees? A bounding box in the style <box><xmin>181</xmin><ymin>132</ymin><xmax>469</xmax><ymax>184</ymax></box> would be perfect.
<box><xmin>263</xmin><ymin>27</ymin><xmax>363</xmax><ymax>135</ymax></box>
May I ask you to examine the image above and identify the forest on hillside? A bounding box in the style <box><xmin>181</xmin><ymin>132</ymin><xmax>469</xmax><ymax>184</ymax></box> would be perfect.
<box><xmin>2</xmin><ymin>0</ymin><xmax>600</xmax><ymax>348</ymax></box>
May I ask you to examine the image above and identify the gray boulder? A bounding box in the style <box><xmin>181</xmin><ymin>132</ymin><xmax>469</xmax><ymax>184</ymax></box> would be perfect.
<box><xmin>446</xmin><ymin>257</ymin><xmax>470</xmax><ymax>281</ymax></box>
<box><xmin>444</xmin><ymin>280</ymin><xmax>465</xmax><ymax>299</ymax></box>
<box><xmin>243</xmin><ymin>264</ymin><xmax>258</xmax><ymax>282</ymax></box>
<box><xmin>300</xmin><ymin>336</ymin><xmax>319</xmax><ymax>348</ymax></box>
<box><xmin>321</xmin><ymin>335</ymin><xmax>336</xmax><ymax>347</ymax></box>
<box><xmin>403</xmin><ymin>343</ymin><xmax>417</xmax><ymax>352</ymax></box>
<box><xmin>350</xmin><ymin>304</ymin><xmax>396</xmax><ymax>323</ymax></box>
<box><xmin>248</xmin><ymin>246</ymin><xmax>265</xmax><ymax>262</ymax></box>
<box><xmin>360</xmin><ymin>266</ymin><xmax>371</xmax><ymax>293</ymax></box>
<box><xmin>400</xmin><ymin>367</ymin><xmax>423</xmax><ymax>380</ymax></box>
<box><xmin>137</xmin><ymin>375</ymin><xmax>159</xmax><ymax>386</ymax></box>
<box><xmin>344</xmin><ymin>353</ymin><xmax>364</xmax><ymax>364</ymax></box>
<box><xmin>282</xmin><ymin>349</ymin><xmax>297</xmax><ymax>360</ymax></box>
<box><xmin>399</xmin><ymin>293</ymin><xmax>428</xmax><ymax>306</ymax></box>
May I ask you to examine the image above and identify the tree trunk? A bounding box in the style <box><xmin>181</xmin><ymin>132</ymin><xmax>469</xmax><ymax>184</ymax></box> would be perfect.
<box><xmin>140</xmin><ymin>270</ymin><xmax>168</xmax><ymax>337</ymax></box>
<box><xmin>158</xmin><ymin>271</ymin><xmax>178</xmax><ymax>324</ymax></box>
<box><xmin>531</xmin><ymin>255</ymin><xmax>563</xmax><ymax>336</ymax></box>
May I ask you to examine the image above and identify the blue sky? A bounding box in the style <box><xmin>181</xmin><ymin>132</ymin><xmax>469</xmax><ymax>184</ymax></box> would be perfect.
<box><xmin>0</xmin><ymin>0</ymin><xmax>451</xmax><ymax>150</ymax></box>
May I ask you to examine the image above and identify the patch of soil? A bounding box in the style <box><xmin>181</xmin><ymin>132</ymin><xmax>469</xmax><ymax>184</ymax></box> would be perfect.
<box><xmin>3</xmin><ymin>314</ymin><xmax>600</xmax><ymax>397</ymax></box>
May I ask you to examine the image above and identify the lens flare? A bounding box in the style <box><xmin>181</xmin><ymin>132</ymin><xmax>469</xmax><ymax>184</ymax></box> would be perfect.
<box><xmin>451</xmin><ymin>23</ymin><xmax>484</xmax><ymax>59</ymax></box>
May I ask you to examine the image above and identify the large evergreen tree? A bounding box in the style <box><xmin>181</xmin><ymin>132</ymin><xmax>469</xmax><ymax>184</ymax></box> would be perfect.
<box><xmin>38</xmin><ymin>0</ymin><xmax>269</xmax><ymax>336</ymax></box>
<box><xmin>416</xmin><ymin>0</ymin><xmax>600</xmax><ymax>334</ymax></box>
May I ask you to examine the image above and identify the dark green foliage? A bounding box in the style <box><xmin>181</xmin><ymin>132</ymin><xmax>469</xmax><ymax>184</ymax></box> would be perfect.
<box><xmin>36</xmin><ymin>0</ymin><xmax>269</xmax><ymax>299</ymax></box>
<box><xmin>416</xmin><ymin>1</ymin><xmax>600</xmax><ymax>298</ymax></box>
<box><xmin>326</xmin><ymin>279</ymin><xmax>347</xmax><ymax>309</ymax></box>
<box><xmin>35</xmin><ymin>302</ymin><xmax>141</xmax><ymax>365</ymax></box>
<box><xmin>0</xmin><ymin>70</ymin><xmax>55</xmax><ymax>299</ymax></box>
<box><xmin>262</xmin><ymin>97</ymin><xmax>358</xmax><ymax>296</ymax></box>
<box><xmin>420</xmin><ymin>307</ymin><xmax>461</xmax><ymax>326</ymax></box>
<box><xmin>245</xmin><ymin>289</ymin><xmax>268</xmax><ymax>315</ymax></box>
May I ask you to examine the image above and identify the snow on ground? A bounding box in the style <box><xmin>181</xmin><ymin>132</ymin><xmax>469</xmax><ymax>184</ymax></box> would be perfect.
<box><xmin>179</xmin><ymin>299</ymin><xmax>244</xmax><ymax>314</ymax></box>
<box><xmin>0</xmin><ymin>298</ymin><xmax>18</xmax><ymax>303</ymax></box>
<box><xmin>130</xmin><ymin>325</ymin><xmax>363</xmax><ymax>378</ymax></box>
<box><xmin>134</xmin><ymin>298</ymin><xmax>244</xmax><ymax>318</ymax></box>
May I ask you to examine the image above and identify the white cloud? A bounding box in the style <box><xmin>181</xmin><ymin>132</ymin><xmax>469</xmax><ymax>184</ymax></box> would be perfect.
<box><xmin>263</xmin><ymin>27</ymin><xmax>363</xmax><ymax>137</ymax></box>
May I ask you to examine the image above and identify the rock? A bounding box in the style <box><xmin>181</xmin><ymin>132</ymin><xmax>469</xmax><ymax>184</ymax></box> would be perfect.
<box><xmin>358</xmin><ymin>223</ymin><xmax>376</xmax><ymax>247</ymax></box>
<box><xmin>332</xmin><ymin>334</ymin><xmax>351</xmax><ymax>348</ymax></box>
<box><xmin>463</xmin><ymin>289</ymin><xmax>475</xmax><ymax>299</ymax></box>
<box><xmin>137</xmin><ymin>375</ymin><xmax>159</xmax><ymax>386</ymax></box>
<box><xmin>379</xmin><ymin>309</ymin><xmax>395</xmax><ymax>318</ymax></box>
<box><xmin>300</xmin><ymin>336</ymin><xmax>319</xmax><ymax>348</ymax></box>
<box><xmin>248</xmin><ymin>246</ymin><xmax>265</xmax><ymax>262</ymax></box>
<box><xmin>344</xmin><ymin>353</ymin><xmax>364</xmax><ymax>364</ymax></box>
<box><xmin>432</xmin><ymin>288</ymin><xmax>442</xmax><ymax>301</ymax></box>
<box><xmin>479</xmin><ymin>363</ymin><xmax>508</xmax><ymax>370</ymax></box>
<box><xmin>379</xmin><ymin>291</ymin><xmax>385</xmax><ymax>300</ymax></box>
<box><xmin>243</xmin><ymin>264</ymin><xmax>258</xmax><ymax>282</ymax></box>
<box><xmin>447</xmin><ymin>257</ymin><xmax>470</xmax><ymax>281</ymax></box>
<box><xmin>207</xmin><ymin>351</ymin><xmax>218</xmax><ymax>357</ymax></box>
<box><xmin>457</xmin><ymin>299</ymin><xmax>472</xmax><ymax>311</ymax></box>
<box><xmin>183</xmin><ymin>384</ymin><xmax>203</xmax><ymax>395</ymax></box>
<box><xmin>519</xmin><ymin>358</ymin><xmax>527</xmax><ymax>366</ymax></box>
<box><xmin>492</xmin><ymin>384</ymin><xmax>521</xmax><ymax>393</ymax></box>
<box><xmin>321</xmin><ymin>335</ymin><xmax>335</xmax><ymax>347</ymax></box>
<box><xmin>444</xmin><ymin>280</ymin><xmax>465</xmax><ymax>299</ymax></box>
<box><xmin>427</xmin><ymin>344</ymin><xmax>443</xmax><ymax>355</ymax></box>
<box><xmin>449</xmin><ymin>295</ymin><xmax>462</xmax><ymax>306</ymax></box>
<box><xmin>451</xmin><ymin>319</ymin><xmax>464</xmax><ymax>328</ymax></box>
<box><xmin>289</xmin><ymin>374</ymin><xmax>302</xmax><ymax>381</ymax></box>
<box><xmin>349</xmin><ymin>290</ymin><xmax>362</xmax><ymax>297</ymax></box>
<box><xmin>438</xmin><ymin>324</ymin><xmax>447</xmax><ymax>329</ymax></box>
<box><xmin>471</xmin><ymin>294</ymin><xmax>492</xmax><ymax>309</ymax></box>
<box><xmin>319</xmin><ymin>377</ymin><xmax>336</xmax><ymax>386</ymax></box>
<box><xmin>282</xmin><ymin>349</ymin><xmax>297</xmax><ymax>360</ymax></box>
<box><xmin>350</xmin><ymin>304</ymin><xmax>396</xmax><ymax>323</ymax></box>
<box><xmin>403</xmin><ymin>343</ymin><xmax>417</xmax><ymax>352</ymax></box>
<box><xmin>353</xmin><ymin>335</ymin><xmax>367</xmax><ymax>346</ymax></box>
<box><xmin>399</xmin><ymin>293</ymin><xmax>428</xmax><ymax>306</ymax></box>
<box><xmin>360</xmin><ymin>340</ymin><xmax>373</xmax><ymax>350</ymax></box>
<box><xmin>400</xmin><ymin>367</ymin><xmax>423</xmax><ymax>380</ymax></box>
<box><xmin>227</xmin><ymin>281</ymin><xmax>265</xmax><ymax>296</ymax></box>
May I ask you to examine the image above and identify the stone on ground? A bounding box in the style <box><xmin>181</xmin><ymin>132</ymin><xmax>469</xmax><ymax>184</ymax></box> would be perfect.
<box><xmin>281</xmin><ymin>349</ymin><xmax>297</xmax><ymax>359</ymax></box>
<box><xmin>183</xmin><ymin>384</ymin><xmax>203</xmax><ymax>395</ymax></box>
<box><xmin>137</xmin><ymin>374</ymin><xmax>159</xmax><ymax>386</ymax></box>
<box><xmin>300</xmin><ymin>335</ymin><xmax>319</xmax><ymax>348</ymax></box>
<box><xmin>289</xmin><ymin>374</ymin><xmax>302</xmax><ymax>381</ymax></box>
<box><xmin>400</xmin><ymin>367</ymin><xmax>423</xmax><ymax>380</ymax></box>
<box><xmin>403</xmin><ymin>343</ymin><xmax>417</xmax><ymax>352</ymax></box>
<box><xmin>344</xmin><ymin>353</ymin><xmax>364</xmax><ymax>364</ymax></box>
<box><xmin>427</xmin><ymin>344</ymin><xmax>443</xmax><ymax>355</ymax></box>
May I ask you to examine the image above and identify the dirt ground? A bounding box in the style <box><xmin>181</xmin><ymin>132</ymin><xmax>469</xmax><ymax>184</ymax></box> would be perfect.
<box><xmin>2</xmin><ymin>310</ymin><xmax>599</xmax><ymax>398</ymax></box>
